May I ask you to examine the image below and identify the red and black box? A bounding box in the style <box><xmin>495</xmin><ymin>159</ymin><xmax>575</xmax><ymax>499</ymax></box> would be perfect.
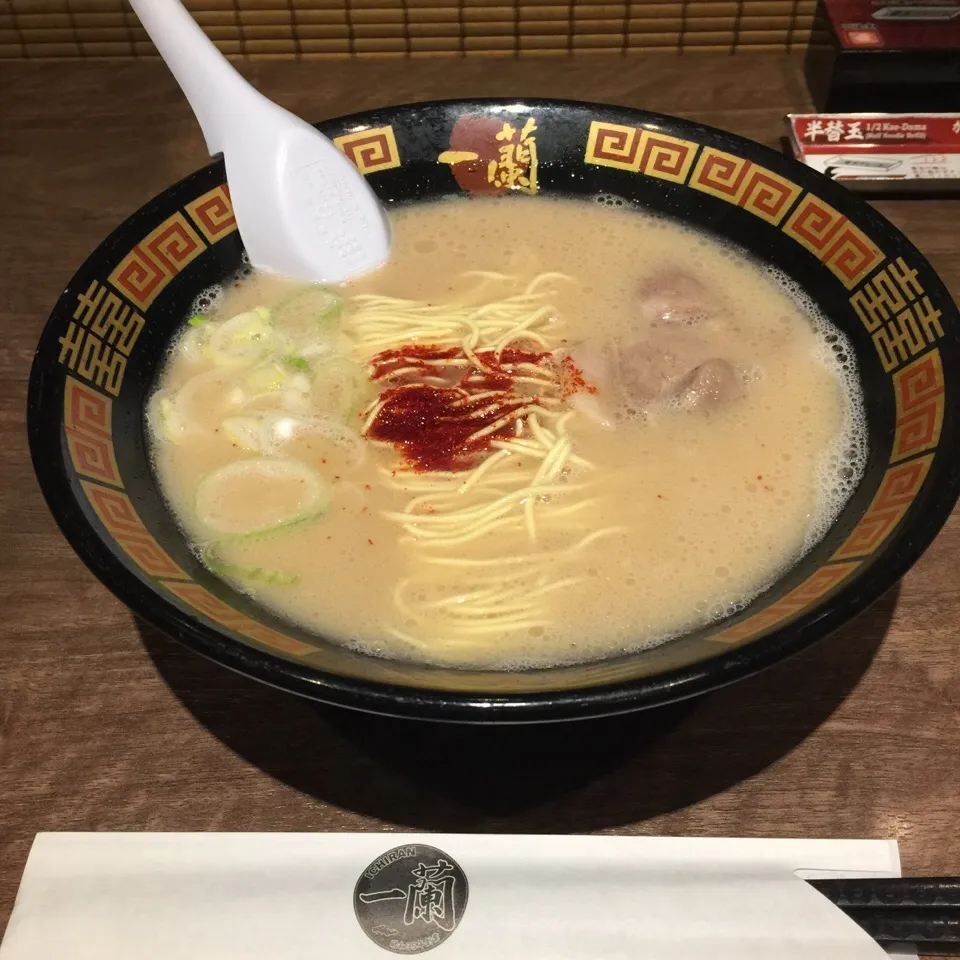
<box><xmin>804</xmin><ymin>0</ymin><xmax>960</xmax><ymax>112</ymax></box>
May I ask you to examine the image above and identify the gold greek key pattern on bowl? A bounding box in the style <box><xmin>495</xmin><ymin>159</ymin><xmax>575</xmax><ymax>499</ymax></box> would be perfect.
<box><xmin>80</xmin><ymin>479</ymin><xmax>189</xmax><ymax>581</ymax></box>
<box><xmin>636</xmin><ymin>130</ymin><xmax>698</xmax><ymax>183</ymax></box>
<box><xmin>711</xmin><ymin>561</ymin><xmax>861</xmax><ymax>645</ymax></box>
<box><xmin>584</xmin><ymin>121</ymin><xmax>642</xmax><ymax>172</ymax></box>
<box><xmin>185</xmin><ymin>184</ymin><xmax>237</xmax><ymax>244</ymax></box>
<box><xmin>689</xmin><ymin>148</ymin><xmax>801</xmax><ymax>225</ymax></box>
<box><xmin>584</xmin><ymin>122</ymin><xmax>697</xmax><ymax>184</ymax></box>
<box><xmin>163</xmin><ymin>581</ymin><xmax>316</xmax><ymax>657</ymax></box>
<box><xmin>890</xmin><ymin>349</ymin><xmax>945</xmax><ymax>462</ymax></box>
<box><xmin>334</xmin><ymin>126</ymin><xmax>401</xmax><ymax>175</ymax></box>
<box><xmin>108</xmin><ymin>212</ymin><xmax>207</xmax><ymax>310</ymax></box>
<box><xmin>832</xmin><ymin>455</ymin><xmax>935</xmax><ymax>561</ymax></box>
<box><xmin>63</xmin><ymin>375</ymin><xmax>121</xmax><ymax>487</ymax></box>
<box><xmin>782</xmin><ymin>195</ymin><xmax>884</xmax><ymax>289</ymax></box>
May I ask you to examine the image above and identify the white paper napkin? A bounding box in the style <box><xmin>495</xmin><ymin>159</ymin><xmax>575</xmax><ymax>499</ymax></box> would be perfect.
<box><xmin>0</xmin><ymin>834</ymin><xmax>910</xmax><ymax>959</ymax></box>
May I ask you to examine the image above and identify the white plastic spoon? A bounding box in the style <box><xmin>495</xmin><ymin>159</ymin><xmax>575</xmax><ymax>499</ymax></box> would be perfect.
<box><xmin>128</xmin><ymin>0</ymin><xmax>390</xmax><ymax>284</ymax></box>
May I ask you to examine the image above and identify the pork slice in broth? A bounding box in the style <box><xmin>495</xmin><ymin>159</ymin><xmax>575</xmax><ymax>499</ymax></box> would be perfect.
<box><xmin>567</xmin><ymin>332</ymin><xmax>738</xmax><ymax>423</ymax></box>
<box><xmin>616</xmin><ymin>331</ymin><xmax>713</xmax><ymax>403</ymax></box>
<box><xmin>566</xmin><ymin>270</ymin><xmax>745</xmax><ymax>423</ymax></box>
<box><xmin>672</xmin><ymin>358</ymin><xmax>744</xmax><ymax>411</ymax></box>
<box><xmin>637</xmin><ymin>270</ymin><xmax>718</xmax><ymax>327</ymax></box>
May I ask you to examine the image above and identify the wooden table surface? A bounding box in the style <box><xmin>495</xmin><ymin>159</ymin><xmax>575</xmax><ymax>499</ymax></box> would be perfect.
<box><xmin>2</xmin><ymin>54</ymin><xmax>959</xmax><ymax>943</ymax></box>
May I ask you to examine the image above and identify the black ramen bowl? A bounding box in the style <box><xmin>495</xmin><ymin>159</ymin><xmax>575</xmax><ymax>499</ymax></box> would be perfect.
<box><xmin>28</xmin><ymin>98</ymin><xmax>960</xmax><ymax>723</ymax></box>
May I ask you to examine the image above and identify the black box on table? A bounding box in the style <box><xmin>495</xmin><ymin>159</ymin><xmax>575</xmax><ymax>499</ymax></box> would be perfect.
<box><xmin>804</xmin><ymin>0</ymin><xmax>960</xmax><ymax>112</ymax></box>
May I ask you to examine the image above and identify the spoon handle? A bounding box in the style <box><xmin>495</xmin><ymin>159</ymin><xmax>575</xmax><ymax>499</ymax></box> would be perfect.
<box><xmin>128</xmin><ymin>0</ymin><xmax>261</xmax><ymax>156</ymax></box>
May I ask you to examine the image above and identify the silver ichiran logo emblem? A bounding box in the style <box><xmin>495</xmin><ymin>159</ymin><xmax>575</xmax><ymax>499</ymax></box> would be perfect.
<box><xmin>354</xmin><ymin>845</ymin><xmax>469</xmax><ymax>953</ymax></box>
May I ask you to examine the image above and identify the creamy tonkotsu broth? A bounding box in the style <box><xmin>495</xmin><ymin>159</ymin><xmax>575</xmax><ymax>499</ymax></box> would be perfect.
<box><xmin>148</xmin><ymin>196</ymin><xmax>865</xmax><ymax>668</ymax></box>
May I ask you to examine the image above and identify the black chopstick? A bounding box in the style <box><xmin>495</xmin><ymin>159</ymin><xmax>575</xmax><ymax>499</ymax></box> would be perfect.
<box><xmin>808</xmin><ymin>877</ymin><xmax>960</xmax><ymax>951</ymax></box>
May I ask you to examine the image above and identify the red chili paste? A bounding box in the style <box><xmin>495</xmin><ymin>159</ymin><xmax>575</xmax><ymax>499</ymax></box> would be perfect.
<box><xmin>364</xmin><ymin>344</ymin><xmax>592</xmax><ymax>472</ymax></box>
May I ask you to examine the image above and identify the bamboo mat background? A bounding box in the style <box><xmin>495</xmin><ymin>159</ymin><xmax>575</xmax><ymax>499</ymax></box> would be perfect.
<box><xmin>0</xmin><ymin>0</ymin><xmax>820</xmax><ymax>60</ymax></box>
